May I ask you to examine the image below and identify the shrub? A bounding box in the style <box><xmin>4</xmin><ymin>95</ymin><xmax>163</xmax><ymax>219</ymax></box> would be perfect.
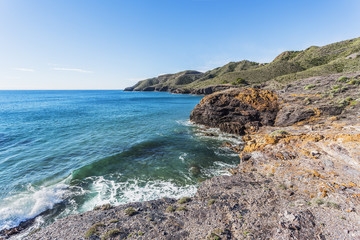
<box><xmin>315</xmin><ymin>199</ymin><xmax>325</xmax><ymax>205</ymax></box>
<box><xmin>208</xmin><ymin>199</ymin><xmax>216</xmax><ymax>205</ymax></box>
<box><xmin>337</xmin><ymin>76</ymin><xmax>349</xmax><ymax>83</ymax></box>
<box><xmin>94</xmin><ymin>203</ymin><xmax>112</xmax><ymax>211</ymax></box>
<box><xmin>337</xmin><ymin>97</ymin><xmax>353</xmax><ymax>107</ymax></box>
<box><xmin>85</xmin><ymin>223</ymin><xmax>105</xmax><ymax>238</ymax></box>
<box><xmin>350</xmin><ymin>101</ymin><xmax>358</xmax><ymax>106</ymax></box>
<box><xmin>176</xmin><ymin>206</ymin><xmax>187</xmax><ymax>211</ymax></box>
<box><xmin>124</xmin><ymin>207</ymin><xmax>137</xmax><ymax>216</ymax></box>
<box><xmin>332</xmin><ymin>85</ymin><xmax>341</xmax><ymax>90</ymax></box>
<box><xmin>166</xmin><ymin>206</ymin><xmax>176</xmax><ymax>212</ymax></box>
<box><xmin>101</xmin><ymin>203</ymin><xmax>112</xmax><ymax>210</ymax></box>
<box><xmin>236</xmin><ymin>78</ymin><xmax>248</xmax><ymax>85</ymax></box>
<box><xmin>304</xmin><ymin>84</ymin><xmax>316</xmax><ymax>90</ymax></box>
<box><xmin>331</xmin><ymin>84</ymin><xmax>347</xmax><ymax>93</ymax></box>
<box><xmin>326</xmin><ymin>202</ymin><xmax>341</xmax><ymax>210</ymax></box>
<box><xmin>347</xmin><ymin>79</ymin><xmax>360</xmax><ymax>85</ymax></box>
<box><xmin>304</xmin><ymin>97</ymin><xmax>311</xmax><ymax>105</ymax></box>
<box><xmin>108</xmin><ymin>219</ymin><xmax>119</xmax><ymax>223</ymax></box>
<box><xmin>102</xmin><ymin>229</ymin><xmax>121</xmax><ymax>240</ymax></box>
<box><xmin>177</xmin><ymin>197</ymin><xmax>191</xmax><ymax>204</ymax></box>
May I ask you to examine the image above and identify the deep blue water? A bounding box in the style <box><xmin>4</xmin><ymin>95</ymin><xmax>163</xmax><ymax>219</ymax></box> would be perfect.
<box><xmin>0</xmin><ymin>90</ymin><xmax>239</xmax><ymax>231</ymax></box>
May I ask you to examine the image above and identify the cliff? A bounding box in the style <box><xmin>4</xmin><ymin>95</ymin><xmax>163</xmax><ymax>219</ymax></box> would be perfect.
<box><xmin>20</xmin><ymin>71</ymin><xmax>360</xmax><ymax>240</ymax></box>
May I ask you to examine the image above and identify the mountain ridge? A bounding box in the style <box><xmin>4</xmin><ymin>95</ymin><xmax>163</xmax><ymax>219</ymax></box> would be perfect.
<box><xmin>125</xmin><ymin>37</ymin><xmax>360</xmax><ymax>94</ymax></box>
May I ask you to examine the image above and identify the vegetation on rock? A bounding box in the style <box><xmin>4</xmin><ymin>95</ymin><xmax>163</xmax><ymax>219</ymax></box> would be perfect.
<box><xmin>85</xmin><ymin>223</ymin><xmax>105</xmax><ymax>238</ymax></box>
<box><xmin>125</xmin><ymin>37</ymin><xmax>360</xmax><ymax>94</ymax></box>
<box><xmin>124</xmin><ymin>207</ymin><xmax>137</xmax><ymax>216</ymax></box>
<box><xmin>177</xmin><ymin>197</ymin><xmax>191</xmax><ymax>204</ymax></box>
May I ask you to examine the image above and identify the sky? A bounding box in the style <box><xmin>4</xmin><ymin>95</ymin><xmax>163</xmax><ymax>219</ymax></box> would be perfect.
<box><xmin>0</xmin><ymin>0</ymin><xmax>360</xmax><ymax>90</ymax></box>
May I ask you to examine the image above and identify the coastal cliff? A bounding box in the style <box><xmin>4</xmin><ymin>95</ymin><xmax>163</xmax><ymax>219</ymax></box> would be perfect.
<box><xmin>21</xmin><ymin>71</ymin><xmax>360</xmax><ymax>240</ymax></box>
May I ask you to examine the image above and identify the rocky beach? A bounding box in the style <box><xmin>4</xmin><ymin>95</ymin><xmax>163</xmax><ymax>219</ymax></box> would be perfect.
<box><xmin>19</xmin><ymin>70</ymin><xmax>360</xmax><ymax>240</ymax></box>
<box><xmin>2</xmin><ymin>37</ymin><xmax>360</xmax><ymax>240</ymax></box>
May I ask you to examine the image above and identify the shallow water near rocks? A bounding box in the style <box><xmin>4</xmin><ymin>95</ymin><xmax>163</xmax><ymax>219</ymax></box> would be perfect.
<box><xmin>0</xmin><ymin>90</ymin><xmax>240</xmax><ymax>231</ymax></box>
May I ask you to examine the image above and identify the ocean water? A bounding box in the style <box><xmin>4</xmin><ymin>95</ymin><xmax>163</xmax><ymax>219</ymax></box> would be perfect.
<box><xmin>0</xmin><ymin>90</ymin><xmax>240</xmax><ymax>232</ymax></box>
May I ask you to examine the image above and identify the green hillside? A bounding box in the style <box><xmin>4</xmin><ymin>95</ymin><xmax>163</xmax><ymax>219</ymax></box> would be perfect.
<box><xmin>125</xmin><ymin>37</ymin><xmax>360</xmax><ymax>92</ymax></box>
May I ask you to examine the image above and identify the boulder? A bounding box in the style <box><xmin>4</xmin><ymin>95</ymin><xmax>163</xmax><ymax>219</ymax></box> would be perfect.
<box><xmin>190</xmin><ymin>88</ymin><xmax>279</xmax><ymax>135</ymax></box>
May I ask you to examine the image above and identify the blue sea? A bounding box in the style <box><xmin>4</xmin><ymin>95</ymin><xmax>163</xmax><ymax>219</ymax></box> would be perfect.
<box><xmin>0</xmin><ymin>90</ymin><xmax>240</xmax><ymax>232</ymax></box>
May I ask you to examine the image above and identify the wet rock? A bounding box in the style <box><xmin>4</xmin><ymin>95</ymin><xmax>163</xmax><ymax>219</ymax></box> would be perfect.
<box><xmin>204</xmin><ymin>132</ymin><xmax>216</xmax><ymax>137</ymax></box>
<box><xmin>189</xmin><ymin>165</ymin><xmax>201</xmax><ymax>176</ymax></box>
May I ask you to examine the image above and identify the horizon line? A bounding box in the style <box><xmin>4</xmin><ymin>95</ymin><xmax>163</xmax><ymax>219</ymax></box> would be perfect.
<box><xmin>0</xmin><ymin>89</ymin><xmax>125</xmax><ymax>91</ymax></box>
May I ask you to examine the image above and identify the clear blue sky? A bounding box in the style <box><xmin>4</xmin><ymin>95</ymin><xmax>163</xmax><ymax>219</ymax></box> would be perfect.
<box><xmin>1</xmin><ymin>0</ymin><xmax>360</xmax><ymax>90</ymax></box>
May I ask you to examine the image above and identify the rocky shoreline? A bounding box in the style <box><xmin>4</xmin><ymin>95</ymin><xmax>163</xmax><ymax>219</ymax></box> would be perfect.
<box><xmin>124</xmin><ymin>84</ymin><xmax>240</xmax><ymax>95</ymax></box>
<box><xmin>4</xmin><ymin>72</ymin><xmax>360</xmax><ymax>239</ymax></box>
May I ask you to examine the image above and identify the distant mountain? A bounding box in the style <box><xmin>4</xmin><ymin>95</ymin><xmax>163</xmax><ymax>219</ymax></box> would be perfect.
<box><xmin>125</xmin><ymin>37</ymin><xmax>360</xmax><ymax>93</ymax></box>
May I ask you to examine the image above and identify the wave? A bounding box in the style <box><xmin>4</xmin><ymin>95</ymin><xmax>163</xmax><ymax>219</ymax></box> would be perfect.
<box><xmin>0</xmin><ymin>182</ymin><xmax>68</xmax><ymax>230</ymax></box>
<box><xmin>75</xmin><ymin>176</ymin><xmax>198</xmax><ymax>212</ymax></box>
<box><xmin>0</xmin><ymin>123</ymin><xmax>240</xmax><ymax>233</ymax></box>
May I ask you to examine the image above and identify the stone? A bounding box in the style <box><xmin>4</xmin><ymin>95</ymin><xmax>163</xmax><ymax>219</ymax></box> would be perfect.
<box><xmin>190</xmin><ymin>88</ymin><xmax>279</xmax><ymax>135</ymax></box>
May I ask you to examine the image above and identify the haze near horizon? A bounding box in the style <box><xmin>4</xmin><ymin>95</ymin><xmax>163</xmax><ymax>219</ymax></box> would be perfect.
<box><xmin>1</xmin><ymin>0</ymin><xmax>360</xmax><ymax>90</ymax></box>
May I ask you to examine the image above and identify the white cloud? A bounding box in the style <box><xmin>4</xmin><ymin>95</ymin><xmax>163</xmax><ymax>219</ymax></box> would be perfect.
<box><xmin>13</xmin><ymin>68</ymin><xmax>35</xmax><ymax>72</ymax></box>
<box><xmin>52</xmin><ymin>67</ymin><xmax>92</xmax><ymax>73</ymax></box>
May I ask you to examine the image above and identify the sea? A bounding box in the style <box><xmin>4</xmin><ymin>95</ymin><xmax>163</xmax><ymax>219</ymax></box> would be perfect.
<box><xmin>0</xmin><ymin>90</ymin><xmax>240</xmax><ymax>234</ymax></box>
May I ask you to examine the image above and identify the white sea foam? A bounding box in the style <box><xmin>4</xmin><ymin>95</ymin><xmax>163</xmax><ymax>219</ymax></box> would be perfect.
<box><xmin>0</xmin><ymin>182</ymin><xmax>68</xmax><ymax>230</ymax></box>
<box><xmin>193</xmin><ymin>126</ymin><xmax>243</xmax><ymax>145</ymax></box>
<box><xmin>201</xmin><ymin>161</ymin><xmax>237</xmax><ymax>177</ymax></box>
<box><xmin>9</xmin><ymin>216</ymin><xmax>44</xmax><ymax>240</ymax></box>
<box><xmin>176</xmin><ymin>119</ymin><xmax>193</xmax><ymax>127</ymax></box>
<box><xmin>179</xmin><ymin>152</ymin><xmax>188</xmax><ymax>162</ymax></box>
<box><xmin>77</xmin><ymin>176</ymin><xmax>198</xmax><ymax>212</ymax></box>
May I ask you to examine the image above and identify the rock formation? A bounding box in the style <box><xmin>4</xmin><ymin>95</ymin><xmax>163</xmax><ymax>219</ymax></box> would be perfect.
<box><xmin>190</xmin><ymin>88</ymin><xmax>279</xmax><ymax>135</ymax></box>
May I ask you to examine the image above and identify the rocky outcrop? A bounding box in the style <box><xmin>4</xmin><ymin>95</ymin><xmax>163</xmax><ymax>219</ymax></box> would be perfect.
<box><xmin>123</xmin><ymin>87</ymin><xmax>135</xmax><ymax>91</ymax></box>
<box><xmin>191</xmin><ymin>72</ymin><xmax>360</xmax><ymax>133</ymax></box>
<box><xmin>190</xmin><ymin>85</ymin><xmax>238</xmax><ymax>95</ymax></box>
<box><xmin>170</xmin><ymin>88</ymin><xmax>191</xmax><ymax>94</ymax></box>
<box><xmin>190</xmin><ymin>88</ymin><xmax>279</xmax><ymax>135</ymax></box>
<box><xmin>125</xmin><ymin>83</ymin><xmax>240</xmax><ymax>95</ymax></box>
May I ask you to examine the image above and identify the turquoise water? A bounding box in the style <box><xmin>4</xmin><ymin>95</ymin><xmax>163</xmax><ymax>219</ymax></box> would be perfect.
<box><xmin>0</xmin><ymin>90</ymin><xmax>239</xmax><ymax>231</ymax></box>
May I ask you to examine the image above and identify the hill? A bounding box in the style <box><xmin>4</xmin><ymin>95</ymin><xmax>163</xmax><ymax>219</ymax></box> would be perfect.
<box><xmin>125</xmin><ymin>37</ymin><xmax>360</xmax><ymax>93</ymax></box>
